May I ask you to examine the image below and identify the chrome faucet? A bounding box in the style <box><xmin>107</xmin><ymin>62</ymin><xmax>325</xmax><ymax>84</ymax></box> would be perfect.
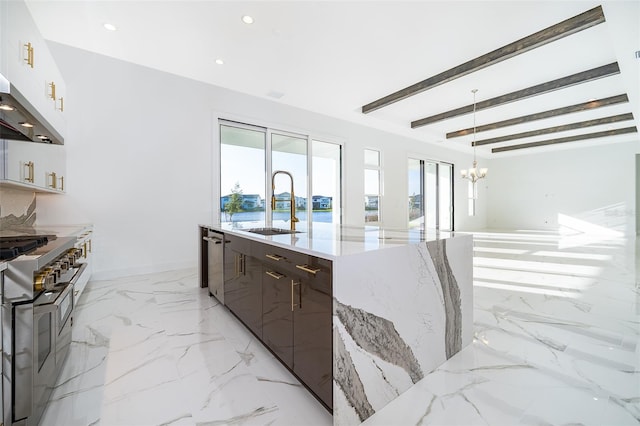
<box><xmin>271</xmin><ymin>170</ymin><xmax>299</xmax><ymax>231</ymax></box>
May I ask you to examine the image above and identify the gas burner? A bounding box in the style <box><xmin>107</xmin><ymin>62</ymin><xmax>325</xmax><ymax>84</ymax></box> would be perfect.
<box><xmin>0</xmin><ymin>236</ymin><xmax>50</xmax><ymax>261</ymax></box>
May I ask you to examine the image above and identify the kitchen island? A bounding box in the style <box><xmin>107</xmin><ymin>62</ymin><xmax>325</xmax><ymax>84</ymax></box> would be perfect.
<box><xmin>199</xmin><ymin>223</ymin><xmax>473</xmax><ymax>425</ymax></box>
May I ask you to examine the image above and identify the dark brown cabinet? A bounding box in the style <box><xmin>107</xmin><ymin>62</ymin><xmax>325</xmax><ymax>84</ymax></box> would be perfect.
<box><xmin>262</xmin><ymin>266</ymin><xmax>293</xmax><ymax>367</ymax></box>
<box><xmin>293</xmin><ymin>267</ymin><xmax>332</xmax><ymax>409</ymax></box>
<box><xmin>224</xmin><ymin>235</ymin><xmax>262</xmax><ymax>338</ymax></box>
<box><xmin>222</xmin><ymin>234</ymin><xmax>333</xmax><ymax>411</ymax></box>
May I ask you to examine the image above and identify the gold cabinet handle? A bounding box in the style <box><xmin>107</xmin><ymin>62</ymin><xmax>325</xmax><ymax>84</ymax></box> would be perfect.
<box><xmin>266</xmin><ymin>254</ymin><xmax>285</xmax><ymax>261</ymax></box>
<box><xmin>57</xmin><ymin>96</ymin><xmax>64</xmax><ymax>112</ymax></box>
<box><xmin>48</xmin><ymin>81</ymin><xmax>56</xmax><ymax>101</ymax></box>
<box><xmin>291</xmin><ymin>280</ymin><xmax>301</xmax><ymax>311</ymax></box>
<box><xmin>23</xmin><ymin>161</ymin><xmax>34</xmax><ymax>183</ymax></box>
<box><xmin>295</xmin><ymin>264</ymin><xmax>320</xmax><ymax>275</ymax></box>
<box><xmin>235</xmin><ymin>254</ymin><xmax>246</xmax><ymax>277</ymax></box>
<box><xmin>23</xmin><ymin>42</ymin><xmax>34</xmax><ymax>68</ymax></box>
<box><xmin>266</xmin><ymin>270</ymin><xmax>284</xmax><ymax>280</ymax></box>
<box><xmin>82</xmin><ymin>242</ymin><xmax>87</xmax><ymax>258</ymax></box>
<box><xmin>48</xmin><ymin>171</ymin><xmax>57</xmax><ymax>189</ymax></box>
<box><xmin>59</xmin><ymin>175</ymin><xmax>64</xmax><ymax>191</ymax></box>
<box><xmin>88</xmin><ymin>239</ymin><xmax>92</xmax><ymax>253</ymax></box>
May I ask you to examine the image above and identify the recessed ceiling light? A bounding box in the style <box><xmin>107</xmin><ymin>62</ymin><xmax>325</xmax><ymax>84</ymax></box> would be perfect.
<box><xmin>215</xmin><ymin>59</ymin><xmax>224</xmax><ymax>65</ymax></box>
<box><xmin>0</xmin><ymin>104</ymin><xmax>15</xmax><ymax>111</ymax></box>
<box><xmin>103</xmin><ymin>23</ymin><xmax>117</xmax><ymax>31</ymax></box>
<box><xmin>19</xmin><ymin>122</ymin><xmax>34</xmax><ymax>128</ymax></box>
<box><xmin>242</xmin><ymin>15</ymin><xmax>254</xmax><ymax>24</ymax></box>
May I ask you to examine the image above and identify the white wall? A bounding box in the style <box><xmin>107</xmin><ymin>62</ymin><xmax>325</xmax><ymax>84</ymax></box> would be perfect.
<box><xmin>35</xmin><ymin>42</ymin><xmax>486</xmax><ymax>279</ymax></box>
<box><xmin>637</xmin><ymin>154</ymin><xmax>640</xmax><ymax>235</ymax></box>
<box><xmin>487</xmin><ymin>140</ymin><xmax>639</xmax><ymax>236</ymax></box>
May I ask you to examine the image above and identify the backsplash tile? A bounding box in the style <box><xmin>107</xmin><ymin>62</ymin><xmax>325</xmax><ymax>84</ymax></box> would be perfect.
<box><xmin>0</xmin><ymin>188</ymin><xmax>36</xmax><ymax>230</ymax></box>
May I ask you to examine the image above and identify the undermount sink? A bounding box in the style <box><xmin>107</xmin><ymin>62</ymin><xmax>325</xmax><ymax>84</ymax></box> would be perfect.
<box><xmin>246</xmin><ymin>227</ymin><xmax>302</xmax><ymax>236</ymax></box>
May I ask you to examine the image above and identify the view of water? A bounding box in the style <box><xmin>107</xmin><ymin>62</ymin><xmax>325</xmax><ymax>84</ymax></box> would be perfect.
<box><xmin>222</xmin><ymin>210</ymin><xmax>334</xmax><ymax>224</ymax></box>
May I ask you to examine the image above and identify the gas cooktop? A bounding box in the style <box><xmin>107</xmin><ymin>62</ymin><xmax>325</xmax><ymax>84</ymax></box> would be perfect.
<box><xmin>0</xmin><ymin>236</ymin><xmax>52</xmax><ymax>261</ymax></box>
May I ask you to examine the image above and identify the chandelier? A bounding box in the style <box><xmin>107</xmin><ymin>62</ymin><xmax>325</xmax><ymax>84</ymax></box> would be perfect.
<box><xmin>460</xmin><ymin>89</ymin><xmax>488</xmax><ymax>188</ymax></box>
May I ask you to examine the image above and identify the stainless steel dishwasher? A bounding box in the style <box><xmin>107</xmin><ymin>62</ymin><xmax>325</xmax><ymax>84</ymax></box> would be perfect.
<box><xmin>203</xmin><ymin>229</ymin><xmax>225</xmax><ymax>304</ymax></box>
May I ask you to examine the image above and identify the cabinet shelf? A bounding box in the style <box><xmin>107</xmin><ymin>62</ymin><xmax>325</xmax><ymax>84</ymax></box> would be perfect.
<box><xmin>0</xmin><ymin>179</ymin><xmax>65</xmax><ymax>194</ymax></box>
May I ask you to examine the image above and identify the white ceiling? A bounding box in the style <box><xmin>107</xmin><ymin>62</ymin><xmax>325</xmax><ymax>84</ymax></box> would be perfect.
<box><xmin>24</xmin><ymin>0</ymin><xmax>640</xmax><ymax>158</ymax></box>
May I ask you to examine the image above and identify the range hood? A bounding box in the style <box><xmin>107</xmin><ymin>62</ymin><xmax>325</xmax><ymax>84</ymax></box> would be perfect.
<box><xmin>0</xmin><ymin>73</ymin><xmax>63</xmax><ymax>145</ymax></box>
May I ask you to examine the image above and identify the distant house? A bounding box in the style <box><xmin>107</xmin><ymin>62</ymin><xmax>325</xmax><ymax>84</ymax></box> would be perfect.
<box><xmin>220</xmin><ymin>194</ymin><xmax>264</xmax><ymax>211</ymax></box>
<box><xmin>241</xmin><ymin>194</ymin><xmax>263</xmax><ymax>210</ymax></box>
<box><xmin>274</xmin><ymin>192</ymin><xmax>307</xmax><ymax>210</ymax></box>
<box><xmin>408</xmin><ymin>194</ymin><xmax>422</xmax><ymax>210</ymax></box>
<box><xmin>312</xmin><ymin>195</ymin><xmax>332</xmax><ymax>210</ymax></box>
<box><xmin>365</xmin><ymin>195</ymin><xmax>379</xmax><ymax>209</ymax></box>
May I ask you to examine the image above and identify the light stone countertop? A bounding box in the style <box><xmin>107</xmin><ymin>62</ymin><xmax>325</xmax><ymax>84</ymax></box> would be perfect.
<box><xmin>0</xmin><ymin>224</ymin><xmax>92</xmax><ymax>239</ymax></box>
<box><xmin>201</xmin><ymin>222</ymin><xmax>469</xmax><ymax>260</ymax></box>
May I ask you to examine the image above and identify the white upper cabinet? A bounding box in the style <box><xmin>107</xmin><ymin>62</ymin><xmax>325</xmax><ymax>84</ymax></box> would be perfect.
<box><xmin>1</xmin><ymin>139</ymin><xmax>66</xmax><ymax>193</ymax></box>
<box><xmin>2</xmin><ymin>0</ymin><xmax>66</xmax><ymax>139</ymax></box>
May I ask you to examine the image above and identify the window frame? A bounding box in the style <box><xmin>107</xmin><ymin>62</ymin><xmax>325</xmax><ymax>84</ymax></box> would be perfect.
<box><xmin>364</xmin><ymin>148</ymin><xmax>382</xmax><ymax>225</ymax></box>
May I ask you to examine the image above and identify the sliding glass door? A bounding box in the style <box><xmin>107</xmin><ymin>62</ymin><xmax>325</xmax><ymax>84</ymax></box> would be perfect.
<box><xmin>219</xmin><ymin>120</ymin><xmax>342</xmax><ymax>228</ymax></box>
<box><xmin>408</xmin><ymin>158</ymin><xmax>453</xmax><ymax>231</ymax></box>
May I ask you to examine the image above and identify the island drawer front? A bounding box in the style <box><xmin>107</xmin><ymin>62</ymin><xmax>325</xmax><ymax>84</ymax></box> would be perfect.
<box><xmin>225</xmin><ymin>234</ymin><xmax>251</xmax><ymax>254</ymax></box>
<box><xmin>253</xmin><ymin>241</ymin><xmax>332</xmax><ymax>280</ymax></box>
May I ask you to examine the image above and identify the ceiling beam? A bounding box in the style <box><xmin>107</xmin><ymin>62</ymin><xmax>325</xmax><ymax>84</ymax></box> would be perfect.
<box><xmin>361</xmin><ymin>5</ymin><xmax>605</xmax><ymax>114</ymax></box>
<box><xmin>491</xmin><ymin>126</ymin><xmax>638</xmax><ymax>153</ymax></box>
<box><xmin>447</xmin><ymin>94</ymin><xmax>630</xmax><ymax>138</ymax></box>
<box><xmin>473</xmin><ymin>113</ymin><xmax>634</xmax><ymax>146</ymax></box>
<box><xmin>411</xmin><ymin>62</ymin><xmax>620</xmax><ymax>128</ymax></box>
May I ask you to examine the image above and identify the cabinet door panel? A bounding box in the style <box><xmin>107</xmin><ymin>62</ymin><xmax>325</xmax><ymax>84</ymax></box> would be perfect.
<box><xmin>262</xmin><ymin>267</ymin><xmax>293</xmax><ymax>367</ymax></box>
<box><xmin>6</xmin><ymin>1</ymin><xmax>67</xmax><ymax>138</ymax></box>
<box><xmin>224</xmin><ymin>250</ymin><xmax>262</xmax><ymax>338</ymax></box>
<box><xmin>3</xmin><ymin>140</ymin><xmax>65</xmax><ymax>191</ymax></box>
<box><xmin>294</xmin><ymin>276</ymin><xmax>332</xmax><ymax>409</ymax></box>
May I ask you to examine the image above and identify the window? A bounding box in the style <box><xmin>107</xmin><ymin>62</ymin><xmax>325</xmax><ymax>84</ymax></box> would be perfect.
<box><xmin>468</xmin><ymin>181</ymin><xmax>476</xmax><ymax>216</ymax></box>
<box><xmin>312</xmin><ymin>140</ymin><xmax>342</xmax><ymax>224</ymax></box>
<box><xmin>364</xmin><ymin>149</ymin><xmax>381</xmax><ymax>224</ymax></box>
<box><xmin>220</xmin><ymin>123</ymin><xmax>266</xmax><ymax>225</ymax></box>
<box><xmin>408</xmin><ymin>158</ymin><xmax>453</xmax><ymax>231</ymax></box>
<box><xmin>219</xmin><ymin>120</ymin><xmax>342</xmax><ymax>228</ymax></box>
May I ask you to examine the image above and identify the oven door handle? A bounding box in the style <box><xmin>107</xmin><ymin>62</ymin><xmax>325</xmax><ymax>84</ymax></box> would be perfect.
<box><xmin>33</xmin><ymin>303</ymin><xmax>58</xmax><ymax>315</ymax></box>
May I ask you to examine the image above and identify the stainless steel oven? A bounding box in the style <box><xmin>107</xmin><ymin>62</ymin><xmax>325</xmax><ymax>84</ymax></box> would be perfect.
<box><xmin>15</xmin><ymin>280</ymin><xmax>75</xmax><ymax>424</ymax></box>
<box><xmin>2</xmin><ymin>236</ymin><xmax>87</xmax><ymax>425</ymax></box>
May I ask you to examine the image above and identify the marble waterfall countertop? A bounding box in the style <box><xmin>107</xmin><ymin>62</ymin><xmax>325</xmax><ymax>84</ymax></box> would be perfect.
<box><xmin>201</xmin><ymin>222</ymin><xmax>467</xmax><ymax>259</ymax></box>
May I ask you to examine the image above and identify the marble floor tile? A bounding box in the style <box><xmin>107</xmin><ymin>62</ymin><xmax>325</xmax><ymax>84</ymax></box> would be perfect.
<box><xmin>41</xmin><ymin>269</ymin><xmax>333</xmax><ymax>426</ymax></box>
<box><xmin>40</xmin><ymin>230</ymin><xmax>639</xmax><ymax>425</ymax></box>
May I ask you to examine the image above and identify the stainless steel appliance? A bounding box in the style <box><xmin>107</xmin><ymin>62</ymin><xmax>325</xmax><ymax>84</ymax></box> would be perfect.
<box><xmin>2</xmin><ymin>235</ymin><xmax>87</xmax><ymax>425</ymax></box>
<box><xmin>0</xmin><ymin>236</ymin><xmax>51</xmax><ymax>261</ymax></box>
<box><xmin>0</xmin><ymin>73</ymin><xmax>64</xmax><ymax>145</ymax></box>
<box><xmin>203</xmin><ymin>229</ymin><xmax>225</xmax><ymax>303</ymax></box>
